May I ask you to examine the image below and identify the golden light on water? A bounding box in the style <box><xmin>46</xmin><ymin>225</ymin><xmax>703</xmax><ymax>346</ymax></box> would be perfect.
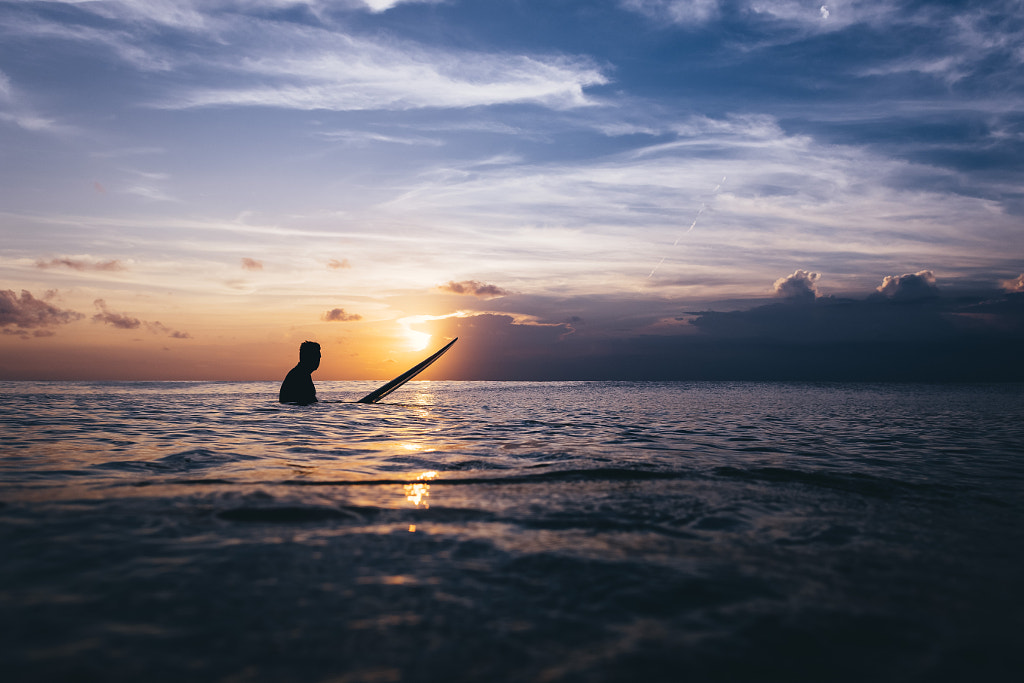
<box><xmin>404</xmin><ymin>471</ymin><xmax>437</xmax><ymax>508</ymax></box>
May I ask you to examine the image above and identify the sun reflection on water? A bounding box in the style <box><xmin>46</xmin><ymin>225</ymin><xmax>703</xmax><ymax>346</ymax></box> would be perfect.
<box><xmin>404</xmin><ymin>471</ymin><xmax>437</xmax><ymax>508</ymax></box>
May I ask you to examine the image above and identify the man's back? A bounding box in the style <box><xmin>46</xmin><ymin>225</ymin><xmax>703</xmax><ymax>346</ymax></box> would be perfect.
<box><xmin>279</xmin><ymin>364</ymin><xmax>317</xmax><ymax>404</ymax></box>
<box><xmin>279</xmin><ymin>341</ymin><xmax>321</xmax><ymax>404</ymax></box>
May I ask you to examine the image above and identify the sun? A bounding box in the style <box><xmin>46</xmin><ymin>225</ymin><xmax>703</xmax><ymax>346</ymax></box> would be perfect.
<box><xmin>397</xmin><ymin>315</ymin><xmax>432</xmax><ymax>352</ymax></box>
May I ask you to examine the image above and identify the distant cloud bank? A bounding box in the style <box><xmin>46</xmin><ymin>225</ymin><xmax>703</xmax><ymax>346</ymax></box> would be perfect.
<box><xmin>439</xmin><ymin>280</ymin><xmax>509</xmax><ymax>298</ymax></box>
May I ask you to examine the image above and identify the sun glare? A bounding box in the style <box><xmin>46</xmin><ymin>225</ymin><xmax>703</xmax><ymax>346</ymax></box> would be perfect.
<box><xmin>395</xmin><ymin>311</ymin><xmax>470</xmax><ymax>353</ymax></box>
<box><xmin>396</xmin><ymin>315</ymin><xmax>434</xmax><ymax>352</ymax></box>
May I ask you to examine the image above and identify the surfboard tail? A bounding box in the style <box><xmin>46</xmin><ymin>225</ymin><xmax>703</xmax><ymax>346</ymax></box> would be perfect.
<box><xmin>356</xmin><ymin>337</ymin><xmax>458</xmax><ymax>404</ymax></box>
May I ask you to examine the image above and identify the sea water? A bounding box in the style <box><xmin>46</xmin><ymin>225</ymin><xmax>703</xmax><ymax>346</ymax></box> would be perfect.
<box><xmin>2</xmin><ymin>381</ymin><xmax>1022</xmax><ymax>682</ymax></box>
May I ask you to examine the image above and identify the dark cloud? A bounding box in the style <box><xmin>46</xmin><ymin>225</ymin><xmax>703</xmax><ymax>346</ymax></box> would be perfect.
<box><xmin>439</xmin><ymin>280</ymin><xmax>509</xmax><ymax>298</ymax></box>
<box><xmin>146</xmin><ymin>320</ymin><xmax>193</xmax><ymax>339</ymax></box>
<box><xmin>875</xmin><ymin>270</ymin><xmax>938</xmax><ymax>300</ymax></box>
<box><xmin>36</xmin><ymin>257</ymin><xmax>125</xmax><ymax>271</ymax></box>
<box><xmin>421</xmin><ymin>313</ymin><xmax>575</xmax><ymax>379</ymax></box>
<box><xmin>0</xmin><ymin>289</ymin><xmax>83</xmax><ymax>332</ymax></box>
<box><xmin>92</xmin><ymin>299</ymin><xmax>141</xmax><ymax>329</ymax></box>
<box><xmin>323</xmin><ymin>308</ymin><xmax>362</xmax><ymax>322</ymax></box>
<box><xmin>417</xmin><ymin>281</ymin><xmax>1024</xmax><ymax>381</ymax></box>
<box><xmin>327</xmin><ymin>259</ymin><xmax>351</xmax><ymax>269</ymax></box>
<box><xmin>773</xmin><ymin>270</ymin><xmax>819</xmax><ymax>302</ymax></box>
<box><xmin>241</xmin><ymin>258</ymin><xmax>263</xmax><ymax>271</ymax></box>
<box><xmin>90</xmin><ymin>301</ymin><xmax>192</xmax><ymax>338</ymax></box>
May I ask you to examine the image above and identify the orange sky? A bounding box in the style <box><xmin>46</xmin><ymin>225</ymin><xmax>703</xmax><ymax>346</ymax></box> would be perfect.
<box><xmin>3</xmin><ymin>2</ymin><xmax>1023</xmax><ymax>381</ymax></box>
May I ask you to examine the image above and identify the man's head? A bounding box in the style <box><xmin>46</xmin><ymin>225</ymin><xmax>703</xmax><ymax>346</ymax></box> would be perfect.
<box><xmin>298</xmin><ymin>340</ymin><xmax>321</xmax><ymax>371</ymax></box>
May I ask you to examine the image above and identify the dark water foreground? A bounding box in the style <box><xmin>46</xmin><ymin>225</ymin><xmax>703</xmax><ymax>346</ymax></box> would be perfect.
<box><xmin>2</xmin><ymin>381</ymin><xmax>1023</xmax><ymax>682</ymax></box>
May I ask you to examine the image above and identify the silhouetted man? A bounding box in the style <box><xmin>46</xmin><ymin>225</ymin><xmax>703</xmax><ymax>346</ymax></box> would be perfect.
<box><xmin>279</xmin><ymin>340</ymin><xmax>320</xmax><ymax>405</ymax></box>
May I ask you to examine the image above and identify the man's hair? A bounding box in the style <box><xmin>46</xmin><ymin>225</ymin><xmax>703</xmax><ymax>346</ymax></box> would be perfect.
<box><xmin>299</xmin><ymin>340</ymin><xmax>321</xmax><ymax>359</ymax></box>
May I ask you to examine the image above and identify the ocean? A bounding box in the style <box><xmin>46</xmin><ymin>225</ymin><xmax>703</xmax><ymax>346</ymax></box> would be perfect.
<box><xmin>2</xmin><ymin>380</ymin><xmax>1022</xmax><ymax>682</ymax></box>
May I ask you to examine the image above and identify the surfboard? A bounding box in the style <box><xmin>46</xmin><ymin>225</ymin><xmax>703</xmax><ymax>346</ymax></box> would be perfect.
<box><xmin>355</xmin><ymin>337</ymin><xmax>458</xmax><ymax>404</ymax></box>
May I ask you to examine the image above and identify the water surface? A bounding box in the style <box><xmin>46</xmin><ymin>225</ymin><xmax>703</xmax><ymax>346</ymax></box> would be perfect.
<box><xmin>2</xmin><ymin>381</ymin><xmax>1022</xmax><ymax>682</ymax></box>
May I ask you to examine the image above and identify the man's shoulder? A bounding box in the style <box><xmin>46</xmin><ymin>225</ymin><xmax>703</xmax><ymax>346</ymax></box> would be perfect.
<box><xmin>283</xmin><ymin>365</ymin><xmax>307</xmax><ymax>379</ymax></box>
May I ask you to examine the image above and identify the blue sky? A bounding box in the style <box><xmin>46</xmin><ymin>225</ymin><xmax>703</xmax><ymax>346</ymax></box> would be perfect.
<box><xmin>1</xmin><ymin>0</ymin><xmax>1022</xmax><ymax>380</ymax></box>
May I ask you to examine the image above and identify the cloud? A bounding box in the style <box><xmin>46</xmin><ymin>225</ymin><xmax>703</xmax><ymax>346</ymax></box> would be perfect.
<box><xmin>92</xmin><ymin>300</ymin><xmax>192</xmax><ymax>337</ymax></box>
<box><xmin>92</xmin><ymin>299</ymin><xmax>142</xmax><ymax>329</ymax></box>
<box><xmin>36</xmin><ymin>257</ymin><xmax>126</xmax><ymax>272</ymax></box>
<box><xmin>327</xmin><ymin>259</ymin><xmax>351</xmax><ymax>269</ymax></box>
<box><xmin>1001</xmin><ymin>274</ymin><xmax>1024</xmax><ymax>293</ymax></box>
<box><xmin>125</xmin><ymin>184</ymin><xmax>178</xmax><ymax>202</ymax></box>
<box><xmin>359</xmin><ymin>0</ymin><xmax>444</xmax><ymax>12</ymax></box>
<box><xmin>314</xmin><ymin>130</ymin><xmax>444</xmax><ymax>147</ymax></box>
<box><xmin>0</xmin><ymin>68</ymin><xmax>12</xmax><ymax>101</ymax></box>
<box><xmin>323</xmin><ymin>308</ymin><xmax>363</xmax><ymax>322</ymax></box>
<box><xmin>146</xmin><ymin>320</ymin><xmax>193</xmax><ymax>339</ymax></box>
<box><xmin>4</xmin><ymin>2</ymin><xmax>608</xmax><ymax>113</ymax></box>
<box><xmin>416</xmin><ymin>284</ymin><xmax>1024</xmax><ymax>381</ymax></box>
<box><xmin>0</xmin><ymin>13</ymin><xmax>176</xmax><ymax>72</ymax></box>
<box><xmin>168</xmin><ymin>50</ymin><xmax>606</xmax><ymax>112</ymax></box>
<box><xmin>423</xmin><ymin>312</ymin><xmax>574</xmax><ymax>379</ymax></box>
<box><xmin>773</xmin><ymin>270</ymin><xmax>820</xmax><ymax>302</ymax></box>
<box><xmin>875</xmin><ymin>270</ymin><xmax>938</xmax><ymax>300</ymax></box>
<box><xmin>415</xmin><ymin>289</ymin><xmax>1024</xmax><ymax>381</ymax></box>
<box><xmin>439</xmin><ymin>280</ymin><xmax>509</xmax><ymax>298</ymax></box>
<box><xmin>0</xmin><ymin>67</ymin><xmax>76</xmax><ymax>135</ymax></box>
<box><xmin>621</xmin><ymin>0</ymin><xmax>721</xmax><ymax>25</ymax></box>
<box><xmin>0</xmin><ymin>289</ymin><xmax>83</xmax><ymax>331</ymax></box>
<box><xmin>241</xmin><ymin>257</ymin><xmax>263</xmax><ymax>271</ymax></box>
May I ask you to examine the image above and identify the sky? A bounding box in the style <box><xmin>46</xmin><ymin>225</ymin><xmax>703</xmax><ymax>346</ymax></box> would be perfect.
<box><xmin>1</xmin><ymin>0</ymin><xmax>1022</xmax><ymax>381</ymax></box>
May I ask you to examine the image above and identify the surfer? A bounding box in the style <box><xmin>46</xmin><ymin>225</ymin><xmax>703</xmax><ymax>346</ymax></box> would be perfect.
<box><xmin>279</xmin><ymin>341</ymin><xmax>320</xmax><ymax>405</ymax></box>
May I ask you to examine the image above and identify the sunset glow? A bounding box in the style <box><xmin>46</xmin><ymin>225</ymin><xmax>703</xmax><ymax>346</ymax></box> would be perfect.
<box><xmin>1</xmin><ymin>1</ymin><xmax>1021</xmax><ymax>381</ymax></box>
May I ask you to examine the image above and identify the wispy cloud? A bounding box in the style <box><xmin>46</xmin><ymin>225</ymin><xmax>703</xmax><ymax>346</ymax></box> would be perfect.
<box><xmin>358</xmin><ymin>0</ymin><xmax>446</xmax><ymax>13</ymax></box>
<box><xmin>125</xmin><ymin>184</ymin><xmax>178</xmax><ymax>202</ymax></box>
<box><xmin>621</xmin><ymin>0</ymin><xmax>721</xmax><ymax>25</ymax></box>
<box><xmin>146</xmin><ymin>320</ymin><xmax>192</xmax><ymax>338</ymax></box>
<box><xmin>163</xmin><ymin>48</ymin><xmax>607</xmax><ymax>111</ymax></box>
<box><xmin>314</xmin><ymin>129</ymin><xmax>444</xmax><ymax>147</ymax></box>
<box><xmin>3</xmin><ymin>3</ymin><xmax>608</xmax><ymax>113</ymax></box>
<box><xmin>368</xmin><ymin>114</ymin><xmax>1020</xmax><ymax>295</ymax></box>
<box><xmin>0</xmin><ymin>67</ymin><xmax>76</xmax><ymax>135</ymax></box>
<box><xmin>36</xmin><ymin>256</ymin><xmax>127</xmax><ymax>272</ymax></box>
<box><xmin>0</xmin><ymin>14</ymin><xmax>176</xmax><ymax>72</ymax></box>
<box><xmin>92</xmin><ymin>299</ymin><xmax>190</xmax><ymax>337</ymax></box>
<box><xmin>241</xmin><ymin>257</ymin><xmax>263</xmax><ymax>271</ymax></box>
<box><xmin>0</xmin><ymin>68</ymin><xmax>11</xmax><ymax>101</ymax></box>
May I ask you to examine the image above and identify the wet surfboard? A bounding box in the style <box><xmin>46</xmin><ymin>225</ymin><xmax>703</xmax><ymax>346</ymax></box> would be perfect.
<box><xmin>356</xmin><ymin>337</ymin><xmax>458</xmax><ymax>404</ymax></box>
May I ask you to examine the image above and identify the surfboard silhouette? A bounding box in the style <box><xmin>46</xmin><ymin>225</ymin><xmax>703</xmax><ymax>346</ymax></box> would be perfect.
<box><xmin>356</xmin><ymin>337</ymin><xmax>458</xmax><ymax>404</ymax></box>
